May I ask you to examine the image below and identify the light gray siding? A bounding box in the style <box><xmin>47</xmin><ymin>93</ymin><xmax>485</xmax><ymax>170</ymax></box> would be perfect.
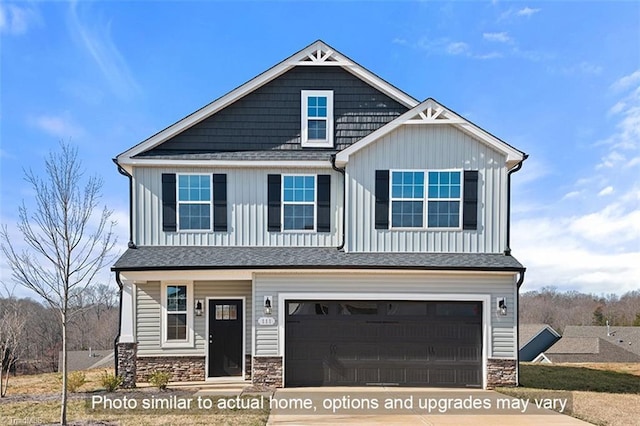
<box><xmin>133</xmin><ymin>167</ymin><xmax>343</xmax><ymax>247</ymax></box>
<box><xmin>253</xmin><ymin>272</ymin><xmax>516</xmax><ymax>359</ymax></box>
<box><xmin>346</xmin><ymin>125</ymin><xmax>508</xmax><ymax>253</ymax></box>
<box><xmin>136</xmin><ymin>280</ymin><xmax>252</xmax><ymax>356</ymax></box>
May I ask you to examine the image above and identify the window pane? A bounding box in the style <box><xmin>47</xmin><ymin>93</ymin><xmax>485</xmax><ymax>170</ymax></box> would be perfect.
<box><xmin>167</xmin><ymin>285</ymin><xmax>187</xmax><ymax>312</ymax></box>
<box><xmin>308</xmin><ymin>120</ymin><xmax>327</xmax><ymax>140</ymax></box>
<box><xmin>339</xmin><ymin>301</ymin><xmax>378</xmax><ymax>315</ymax></box>
<box><xmin>391</xmin><ymin>201</ymin><xmax>423</xmax><ymax>227</ymax></box>
<box><xmin>391</xmin><ymin>171</ymin><xmax>424</xmax><ymax>201</ymax></box>
<box><xmin>283</xmin><ymin>204</ymin><xmax>314</xmax><ymax>230</ymax></box>
<box><xmin>288</xmin><ymin>302</ymin><xmax>329</xmax><ymax>315</ymax></box>
<box><xmin>428</xmin><ymin>171</ymin><xmax>462</xmax><ymax>202</ymax></box>
<box><xmin>167</xmin><ymin>313</ymin><xmax>187</xmax><ymax>340</ymax></box>
<box><xmin>387</xmin><ymin>302</ymin><xmax>428</xmax><ymax>315</ymax></box>
<box><xmin>427</xmin><ymin>201</ymin><xmax>460</xmax><ymax>228</ymax></box>
<box><xmin>179</xmin><ymin>204</ymin><xmax>210</xmax><ymax>230</ymax></box>
<box><xmin>178</xmin><ymin>174</ymin><xmax>210</xmax><ymax>202</ymax></box>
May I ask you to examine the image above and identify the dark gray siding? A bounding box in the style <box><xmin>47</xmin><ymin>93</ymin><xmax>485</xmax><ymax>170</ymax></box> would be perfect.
<box><xmin>138</xmin><ymin>67</ymin><xmax>408</xmax><ymax>156</ymax></box>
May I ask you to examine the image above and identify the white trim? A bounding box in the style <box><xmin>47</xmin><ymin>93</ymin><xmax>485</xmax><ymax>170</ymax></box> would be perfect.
<box><xmin>205</xmin><ymin>296</ymin><xmax>246</xmax><ymax>380</ymax></box>
<box><xmin>335</xmin><ymin>98</ymin><xmax>525</xmax><ymax>167</ymax></box>
<box><xmin>116</xmin><ymin>40</ymin><xmax>417</xmax><ymax>162</ymax></box>
<box><xmin>532</xmin><ymin>352</ymin><xmax>552</xmax><ymax>363</ymax></box>
<box><xmin>117</xmin><ymin>159</ymin><xmax>332</xmax><ymax>175</ymax></box>
<box><xmin>277</xmin><ymin>292</ymin><xmax>491</xmax><ymax>389</ymax></box>
<box><xmin>160</xmin><ymin>281</ymin><xmax>195</xmax><ymax>348</ymax></box>
<box><xmin>301</xmin><ymin>90</ymin><xmax>334</xmax><ymax>148</ymax></box>
<box><xmin>281</xmin><ymin>173</ymin><xmax>317</xmax><ymax>232</ymax></box>
<box><xmin>118</xmin><ymin>280</ymin><xmax>136</xmax><ymax>343</ymax></box>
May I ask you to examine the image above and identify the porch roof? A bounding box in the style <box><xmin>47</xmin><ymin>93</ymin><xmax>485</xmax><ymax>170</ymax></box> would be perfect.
<box><xmin>112</xmin><ymin>246</ymin><xmax>524</xmax><ymax>272</ymax></box>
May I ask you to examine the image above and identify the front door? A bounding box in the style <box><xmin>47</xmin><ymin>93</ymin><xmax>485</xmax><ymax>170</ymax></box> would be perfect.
<box><xmin>208</xmin><ymin>299</ymin><xmax>243</xmax><ymax>377</ymax></box>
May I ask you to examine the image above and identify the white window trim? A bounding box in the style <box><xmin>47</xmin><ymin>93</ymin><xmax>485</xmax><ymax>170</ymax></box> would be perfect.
<box><xmin>388</xmin><ymin>169</ymin><xmax>464</xmax><ymax>231</ymax></box>
<box><xmin>301</xmin><ymin>90</ymin><xmax>334</xmax><ymax>148</ymax></box>
<box><xmin>161</xmin><ymin>281</ymin><xmax>195</xmax><ymax>348</ymax></box>
<box><xmin>177</xmin><ymin>173</ymin><xmax>213</xmax><ymax>232</ymax></box>
<box><xmin>281</xmin><ymin>173</ymin><xmax>317</xmax><ymax>233</ymax></box>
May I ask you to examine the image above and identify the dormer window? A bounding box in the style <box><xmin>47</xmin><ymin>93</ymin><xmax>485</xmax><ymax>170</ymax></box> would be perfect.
<box><xmin>301</xmin><ymin>90</ymin><xmax>334</xmax><ymax>148</ymax></box>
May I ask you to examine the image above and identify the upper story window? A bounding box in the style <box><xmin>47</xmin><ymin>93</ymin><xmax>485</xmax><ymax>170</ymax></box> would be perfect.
<box><xmin>427</xmin><ymin>171</ymin><xmax>461</xmax><ymax>228</ymax></box>
<box><xmin>391</xmin><ymin>171</ymin><xmax>424</xmax><ymax>228</ymax></box>
<box><xmin>389</xmin><ymin>170</ymin><xmax>462</xmax><ymax>229</ymax></box>
<box><xmin>178</xmin><ymin>174</ymin><xmax>211</xmax><ymax>231</ymax></box>
<box><xmin>282</xmin><ymin>175</ymin><xmax>316</xmax><ymax>231</ymax></box>
<box><xmin>301</xmin><ymin>90</ymin><xmax>334</xmax><ymax>148</ymax></box>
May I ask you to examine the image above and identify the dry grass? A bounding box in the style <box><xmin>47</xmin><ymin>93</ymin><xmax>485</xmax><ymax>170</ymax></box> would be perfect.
<box><xmin>498</xmin><ymin>363</ymin><xmax>640</xmax><ymax>426</ymax></box>
<box><xmin>0</xmin><ymin>369</ymin><xmax>269</xmax><ymax>425</ymax></box>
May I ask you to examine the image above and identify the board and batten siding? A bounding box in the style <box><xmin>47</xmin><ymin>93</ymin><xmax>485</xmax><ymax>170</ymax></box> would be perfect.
<box><xmin>346</xmin><ymin>125</ymin><xmax>508</xmax><ymax>253</ymax></box>
<box><xmin>133</xmin><ymin>167</ymin><xmax>342</xmax><ymax>246</ymax></box>
<box><xmin>253</xmin><ymin>272</ymin><xmax>517</xmax><ymax>359</ymax></box>
<box><xmin>136</xmin><ymin>280</ymin><xmax>252</xmax><ymax>356</ymax></box>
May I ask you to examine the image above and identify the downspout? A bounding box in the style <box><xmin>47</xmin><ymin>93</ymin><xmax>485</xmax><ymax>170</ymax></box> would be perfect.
<box><xmin>114</xmin><ymin>271</ymin><xmax>124</xmax><ymax>376</ymax></box>
<box><xmin>516</xmin><ymin>268</ymin><xmax>526</xmax><ymax>387</ymax></box>
<box><xmin>112</xmin><ymin>158</ymin><xmax>136</xmax><ymax>249</ymax></box>
<box><xmin>330</xmin><ymin>154</ymin><xmax>346</xmax><ymax>251</ymax></box>
<box><xmin>504</xmin><ymin>154</ymin><xmax>528</xmax><ymax>256</ymax></box>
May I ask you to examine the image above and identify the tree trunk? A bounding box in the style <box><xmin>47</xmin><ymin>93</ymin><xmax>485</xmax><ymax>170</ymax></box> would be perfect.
<box><xmin>0</xmin><ymin>361</ymin><xmax>4</xmax><ymax>398</ymax></box>
<box><xmin>60</xmin><ymin>314</ymin><xmax>67</xmax><ymax>425</ymax></box>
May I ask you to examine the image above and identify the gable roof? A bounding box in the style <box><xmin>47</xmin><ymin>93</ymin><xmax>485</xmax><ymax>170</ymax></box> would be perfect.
<box><xmin>116</xmin><ymin>40</ymin><xmax>418</xmax><ymax>170</ymax></box>
<box><xmin>335</xmin><ymin>98</ymin><xmax>526</xmax><ymax>169</ymax></box>
<box><xmin>562</xmin><ymin>325</ymin><xmax>640</xmax><ymax>356</ymax></box>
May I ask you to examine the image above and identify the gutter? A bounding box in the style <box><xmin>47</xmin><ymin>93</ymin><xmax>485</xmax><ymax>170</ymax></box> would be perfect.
<box><xmin>330</xmin><ymin>154</ymin><xmax>346</xmax><ymax>251</ymax></box>
<box><xmin>112</xmin><ymin>158</ymin><xmax>136</xmax><ymax>249</ymax></box>
<box><xmin>113</xmin><ymin>271</ymin><xmax>124</xmax><ymax>377</ymax></box>
<box><xmin>504</xmin><ymin>154</ymin><xmax>528</xmax><ymax>256</ymax></box>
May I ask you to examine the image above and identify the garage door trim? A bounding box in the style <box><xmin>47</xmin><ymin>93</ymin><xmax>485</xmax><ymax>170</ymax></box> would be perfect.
<box><xmin>277</xmin><ymin>292</ymin><xmax>491</xmax><ymax>389</ymax></box>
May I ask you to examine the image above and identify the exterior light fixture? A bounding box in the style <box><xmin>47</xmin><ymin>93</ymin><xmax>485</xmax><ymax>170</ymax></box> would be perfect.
<box><xmin>264</xmin><ymin>296</ymin><xmax>273</xmax><ymax>315</ymax></box>
<box><xmin>497</xmin><ymin>298</ymin><xmax>507</xmax><ymax>316</ymax></box>
<box><xmin>195</xmin><ymin>299</ymin><xmax>203</xmax><ymax>316</ymax></box>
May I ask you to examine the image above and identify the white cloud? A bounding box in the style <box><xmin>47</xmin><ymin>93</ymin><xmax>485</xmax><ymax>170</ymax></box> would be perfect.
<box><xmin>67</xmin><ymin>2</ymin><xmax>140</xmax><ymax>99</ymax></box>
<box><xmin>483</xmin><ymin>32</ymin><xmax>512</xmax><ymax>43</ymax></box>
<box><xmin>28</xmin><ymin>112</ymin><xmax>84</xmax><ymax>139</ymax></box>
<box><xmin>0</xmin><ymin>3</ymin><xmax>40</xmax><ymax>35</ymax></box>
<box><xmin>562</xmin><ymin>190</ymin><xmax>582</xmax><ymax>200</ymax></box>
<box><xmin>597</xmin><ymin>186</ymin><xmax>614</xmax><ymax>196</ymax></box>
<box><xmin>516</xmin><ymin>7</ymin><xmax>541</xmax><ymax>17</ymax></box>
<box><xmin>446</xmin><ymin>41</ymin><xmax>469</xmax><ymax>55</ymax></box>
<box><xmin>611</xmin><ymin>69</ymin><xmax>640</xmax><ymax>92</ymax></box>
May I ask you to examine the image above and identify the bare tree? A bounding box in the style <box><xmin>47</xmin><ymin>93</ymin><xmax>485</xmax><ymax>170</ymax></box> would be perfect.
<box><xmin>0</xmin><ymin>143</ymin><xmax>116</xmax><ymax>425</ymax></box>
<box><xmin>0</xmin><ymin>288</ymin><xmax>28</xmax><ymax>397</ymax></box>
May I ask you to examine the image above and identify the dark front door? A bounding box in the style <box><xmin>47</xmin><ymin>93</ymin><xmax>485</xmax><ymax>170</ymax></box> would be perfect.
<box><xmin>208</xmin><ymin>299</ymin><xmax>243</xmax><ymax>377</ymax></box>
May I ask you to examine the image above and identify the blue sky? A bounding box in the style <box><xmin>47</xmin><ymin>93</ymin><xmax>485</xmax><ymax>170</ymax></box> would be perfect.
<box><xmin>1</xmin><ymin>1</ymin><xmax>639</xmax><ymax>298</ymax></box>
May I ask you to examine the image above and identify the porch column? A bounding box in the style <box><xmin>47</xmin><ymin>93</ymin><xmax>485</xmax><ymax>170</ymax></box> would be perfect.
<box><xmin>119</xmin><ymin>280</ymin><xmax>136</xmax><ymax>343</ymax></box>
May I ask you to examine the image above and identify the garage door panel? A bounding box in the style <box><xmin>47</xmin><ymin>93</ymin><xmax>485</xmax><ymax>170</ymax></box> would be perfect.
<box><xmin>285</xmin><ymin>300</ymin><xmax>482</xmax><ymax>387</ymax></box>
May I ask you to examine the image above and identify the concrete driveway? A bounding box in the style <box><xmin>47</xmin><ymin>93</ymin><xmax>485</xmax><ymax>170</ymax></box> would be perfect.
<box><xmin>266</xmin><ymin>387</ymin><xmax>590</xmax><ymax>425</ymax></box>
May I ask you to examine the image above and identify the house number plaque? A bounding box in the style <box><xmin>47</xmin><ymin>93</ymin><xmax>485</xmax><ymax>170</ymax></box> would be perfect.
<box><xmin>257</xmin><ymin>317</ymin><xmax>276</xmax><ymax>326</ymax></box>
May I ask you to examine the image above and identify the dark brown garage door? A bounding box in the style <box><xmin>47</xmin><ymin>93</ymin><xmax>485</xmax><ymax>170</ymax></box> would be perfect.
<box><xmin>285</xmin><ymin>300</ymin><xmax>482</xmax><ymax>387</ymax></box>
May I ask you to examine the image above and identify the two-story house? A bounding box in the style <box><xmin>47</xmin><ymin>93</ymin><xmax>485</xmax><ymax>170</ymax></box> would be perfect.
<box><xmin>112</xmin><ymin>40</ymin><xmax>526</xmax><ymax>390</ymax></box>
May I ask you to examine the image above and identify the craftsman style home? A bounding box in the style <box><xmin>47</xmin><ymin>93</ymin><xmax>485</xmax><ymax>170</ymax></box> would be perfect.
<box><xmin>112</xmin><ymin>40</ymin><xmax>527</xmax><ymax>389</ymax></box>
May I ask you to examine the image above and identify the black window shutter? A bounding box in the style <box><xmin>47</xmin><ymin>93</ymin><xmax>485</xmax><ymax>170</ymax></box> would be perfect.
<box><xmin>317</xmin><ymin>175</ymin><xmax>331</xmax><ymax>232</ymax></box>
<box><xmin>375</xmin><ymin>170</ymin><xmax>390</xmax><ymax>230</ymax></box>
<box><xmin>212</xmin><ymin>174</ymin><xmax>227</xmax><ymax>232</ymax></box>
<box><xmin>463</xmin><ymin>170</ymin><xmax>479</xmax><ymax>230</ymax></box>
<box><xmin>162</xmin><ymin>173</ymin><xmax>177</xmax><ymax>232</ymax></box>
<box><xmin>267</xmin><ymin>174</ymin><xmax>281</xmax><ymax>232</ymax></box>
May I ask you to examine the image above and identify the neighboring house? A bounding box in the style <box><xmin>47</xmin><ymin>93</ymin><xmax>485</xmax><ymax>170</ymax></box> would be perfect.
<box><xmin>535</xmin><ymin>326</ymin><xmax>640</xmax><ymax>363</ymax></box>
<box><xmin>519</xmin><ymin>324</ymin><xmax>560</xmax><ymax>362</ymax></box>
<box><xmin>59</xmin><ymin>350</ymin><xmax>115</xmax><ymax>372</ymax></box>
<box><xmin>111</xmin><ymin>40</ymin><xmax>527</xmax><ymax>389</ymax></box>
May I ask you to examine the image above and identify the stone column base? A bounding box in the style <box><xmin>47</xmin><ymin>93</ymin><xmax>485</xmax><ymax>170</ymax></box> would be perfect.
<box><xmin>117</xmin><ymin>342</ymin><xmax>137</xmax><ymax>389</ymax></box>
<box><xmin>252</xmin><ymin>356</ymin><xmax>283</xmax><ymax>388</ymax></box>
<box><xmin>487</xmin><ymin>358</ymin><xmax>517</xmax><ymax>388</ymax></box>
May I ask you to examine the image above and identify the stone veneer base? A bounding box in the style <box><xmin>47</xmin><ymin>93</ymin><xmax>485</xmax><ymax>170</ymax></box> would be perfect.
<box><xmin>117</xmin><ymin>342</ymin><xmax>137</xmax><ymax>389</ymax></box>
<box><xmin>137</xmin><ymin>356</ymin><xmax>205</xmax><ymax>382</ymax></box>
<box><xmin>486</xmin><ymin>358</ymin><xmax>517</xmax><ymax>388</ymax></box>
<box><xmin>252</xmin><ymin>356</ymin><xmax>283</xmax><ymax>388</ymax></box>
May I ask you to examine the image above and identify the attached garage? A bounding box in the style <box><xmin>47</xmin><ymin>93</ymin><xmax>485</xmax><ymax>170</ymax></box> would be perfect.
<box><xmin>284</xmin><ymin>300</ymin><xmax>483</xmax><ymax>387</ymax></box>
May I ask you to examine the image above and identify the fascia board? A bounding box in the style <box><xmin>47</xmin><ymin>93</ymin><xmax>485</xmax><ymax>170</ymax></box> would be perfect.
<box><xmin>117</xmin><ymin>158</ymin><xmax>333</xmax><ymax>169</ymax></box>
<box><xmin>116</xmin><ymin>40</ymin><xmax>419</xmax><ymax>163</ymax></box>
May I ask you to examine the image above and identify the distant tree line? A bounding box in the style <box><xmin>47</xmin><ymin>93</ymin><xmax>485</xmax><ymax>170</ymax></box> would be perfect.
<box><xmin>520</xmin><ymin>287</ymin><xmax>640</xmax><ymax>333</ymax></box>
<box><xmin>0</xmin><ymin>283</ymin><xmax>118</xmax><ymax>376</ymax></box>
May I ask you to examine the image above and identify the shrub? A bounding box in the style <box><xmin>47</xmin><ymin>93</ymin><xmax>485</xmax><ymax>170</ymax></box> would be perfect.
<box><xmin>148</xmin><ymin>370</ymin><xmax>171</xmax><ymax>390</ymax></box>
<box><xmin>67</xmin><ymin>371</ymin><xmax>86</xmax><ymax>392</ymax></box>
<box><xmin>100</xmin><ymin>371</ymin><xmax>123</xmax><ymax>392</ymax></box>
